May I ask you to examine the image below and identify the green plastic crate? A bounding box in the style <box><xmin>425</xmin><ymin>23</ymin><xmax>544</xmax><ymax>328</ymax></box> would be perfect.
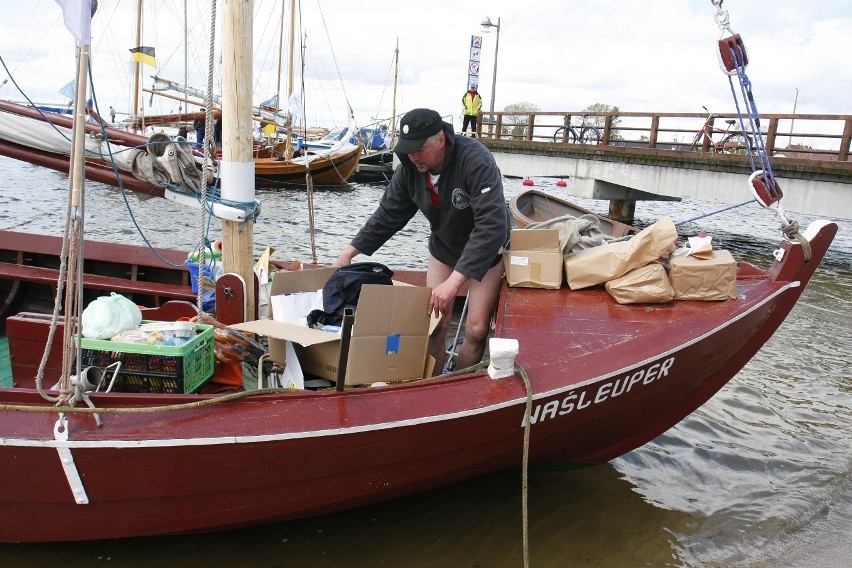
<box><xmin>79</xmin><ymin>323</ymin><xmax>214</xmax><ymax>394</ymax></box>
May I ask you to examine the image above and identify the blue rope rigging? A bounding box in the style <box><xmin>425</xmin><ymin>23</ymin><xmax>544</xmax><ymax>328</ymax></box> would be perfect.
<box><xmin>722</xmin><ymin>40</ymin><xmax>780</xmax><ymax>200</ymax></box>
<box><xmin>710</xmin><ymin>0</ymin><xmax>810</xmax><ymax>259</ymax></box>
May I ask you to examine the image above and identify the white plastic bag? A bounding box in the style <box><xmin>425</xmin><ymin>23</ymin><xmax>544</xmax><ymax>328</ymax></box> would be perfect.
<box><xmin>81</xmin><ymin>293</ymin><xmax>143</xmax><ymax>340</ymax></box>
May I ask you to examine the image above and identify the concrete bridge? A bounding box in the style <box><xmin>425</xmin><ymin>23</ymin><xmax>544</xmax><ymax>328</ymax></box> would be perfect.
<box><xmin>482</xmin><ymin>139</ymin><xmax>852</xmax><ymax>220</ymax></box>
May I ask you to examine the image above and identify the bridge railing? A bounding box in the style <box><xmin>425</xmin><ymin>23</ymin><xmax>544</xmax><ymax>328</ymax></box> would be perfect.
<box><xmin>476</xmin><ymin>111</ymin><xmax>852</xmax><ymax>161</ymax></box>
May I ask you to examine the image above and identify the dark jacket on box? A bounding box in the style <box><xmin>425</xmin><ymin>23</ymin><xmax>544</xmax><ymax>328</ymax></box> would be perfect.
<box><xmin>350</xmin><ymin>123</ymin><xmax>509</xmax><ymax>281</ymax></box>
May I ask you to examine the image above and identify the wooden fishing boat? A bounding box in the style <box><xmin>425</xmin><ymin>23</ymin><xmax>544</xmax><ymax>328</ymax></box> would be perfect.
<box><xmin>0</xmin><ymin>99</ymin><xmax>360</xmax><ymax>190</ymax></box>
<box><xmin>509</xmin><ymin>187</ymin><xmax>637</xmax><ymax>236</ymax></box>
<box><xmin>253</xmin><ymin>141</ymin><xmax>363</xmax><ymax>187</ymax></box>
<box><xmin>0</xmin><ymin>216</ymin><xmax>837</xmax><ymax>542</ymax></box>
<box><xmin>0</xmin><ymin>0</ymin><xmax>839</xmax><ymax>545</ymax></box>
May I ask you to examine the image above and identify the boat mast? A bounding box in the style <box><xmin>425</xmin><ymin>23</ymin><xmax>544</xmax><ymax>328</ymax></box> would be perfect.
<box><xmin>276</xmin><ymin>0</ymin><xmax>285</xmax><ymax>117</ymax></box>
<box><xmin>284</xmin><ymin>0</ymin><xmax>296</xmax><ymax>160</ymax></box>
<box><xmin>390</xmin><ymin>36</ymin><xmax>399</xmax><ymax>148</ymax></box>
<box><xmin>132</xmin><ymin>0</ymin><xmax>143</xmax><ymax>133</ymax></box>
<box><xmin>221</xmin><ymin>0</ymin><xmax>257</xmax><ymax>317</ymax></box>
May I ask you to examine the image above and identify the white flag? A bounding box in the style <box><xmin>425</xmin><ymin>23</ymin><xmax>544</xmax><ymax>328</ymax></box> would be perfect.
<box><xmin>287</xmin><ymin>93</ymin><xmax>304</xmax><ymax>123</ymax></box>
<box><xmin>55</xmin><ymin>0</ymin><xmax>93</xmax><ymax>45</ymax></box>
<box><xmin>59</xmin><ymin>79</ymin><xmax>77</xmax><ymax>101</ymax></box>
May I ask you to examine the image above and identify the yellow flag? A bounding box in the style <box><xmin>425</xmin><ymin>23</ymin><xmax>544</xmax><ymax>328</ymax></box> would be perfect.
<box><xmin>129</xmin><ymin>46</ymin><xmax>157</xmax><ymax>68</ymax></box>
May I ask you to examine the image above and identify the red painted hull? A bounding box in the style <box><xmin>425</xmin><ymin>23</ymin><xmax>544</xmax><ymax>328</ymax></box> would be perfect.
<box><xmin>0</xmin><ymin>221</ymin><xmax>837</xmax><ymax>542</ymax></box>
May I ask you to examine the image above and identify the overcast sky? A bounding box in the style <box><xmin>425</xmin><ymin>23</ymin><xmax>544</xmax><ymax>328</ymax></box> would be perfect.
<box><xmin>0</xmin><ymin>0</ymin><xmax>848</xmax><ymax>130</ymax></box>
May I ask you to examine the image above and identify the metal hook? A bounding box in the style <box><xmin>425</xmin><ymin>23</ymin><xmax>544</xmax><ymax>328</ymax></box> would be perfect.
<box><xmin>712</xmin><ymin>0</ymin><xmax>732</xmax><ymax>34</ymax></box>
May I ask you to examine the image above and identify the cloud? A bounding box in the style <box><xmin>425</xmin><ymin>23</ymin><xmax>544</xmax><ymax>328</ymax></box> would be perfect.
<box><xmin>0</xmin><ymin>0</ymin><xmax>847</xmax><ymax>130</ymax></box>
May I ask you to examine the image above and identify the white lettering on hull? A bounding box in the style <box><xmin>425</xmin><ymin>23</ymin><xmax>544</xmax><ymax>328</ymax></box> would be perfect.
<box><xmin>525</xmin><ymin>357</ymin><xmax>675</xmax><ymax>426</ymax></box>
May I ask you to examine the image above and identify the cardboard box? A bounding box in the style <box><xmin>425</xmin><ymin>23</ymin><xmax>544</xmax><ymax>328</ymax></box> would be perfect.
<box><xmin>669</xmin><ymin>249</ymin><xmax>738</xmax><ymax>301</ymax></box>
<box><xmin>605</xmin><ymin>262</ymin><xmax>674</xmax><ymax>304</ymax></box>
<box><xmin>503</xmin><ymin>229</ymin><xmax>563</xmax><ymax>289</ymax></box>
<box><xmin>564</xmin><ymin>217</ymin><xmax>677</xmax><ymax>290</ymax></box>
<box><xmin>231</xmin><ymin>268</ymin><xmax>434</xmax><ymax>385</ymax></box>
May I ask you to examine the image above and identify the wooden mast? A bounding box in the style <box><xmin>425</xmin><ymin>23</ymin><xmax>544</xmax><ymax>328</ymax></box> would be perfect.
<box><xmin>284</xmin><ymin>0</ymin><xmax>297</xmax><ymax>160</ymax></box>
<box><xmin>221</xmin><ymin>0</ymin><xmax>256</xmax><ymax>318</ymax></box>
<box><xmin>132</xmin><ymin>0</ymin><xmax>143</xmax><ymax>133</ymax></box>
<box><xmin>276</xmin><ymin>1</ymin><xmax>285</xmax><ymax>116</ymax></box>
<box><xmin>390</xmin><ymin>37</ymin><xmax>399</xmax><ymax>148</ymax></box>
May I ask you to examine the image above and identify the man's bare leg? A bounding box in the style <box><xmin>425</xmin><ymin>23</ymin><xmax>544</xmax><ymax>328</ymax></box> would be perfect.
<box><xmin>454</xmin><ymin>260</ymin><xmax>504</xmax><ymax>369</ymax></box>
<box><xmin>426</xmin><ymin>255</ymin><xmax>504</xmax><ymax>372</ymax></box>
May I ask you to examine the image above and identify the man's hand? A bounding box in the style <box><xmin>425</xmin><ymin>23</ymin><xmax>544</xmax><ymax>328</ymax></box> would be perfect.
<box><xmin>332</xmin><ymin>245</ymin><xmax>360</xmax><ymax>267</ymax></box>
<box><xmin>429</xmin><ymin>271</ymin><xmax>467</xmax><ymax>318</ymax></box>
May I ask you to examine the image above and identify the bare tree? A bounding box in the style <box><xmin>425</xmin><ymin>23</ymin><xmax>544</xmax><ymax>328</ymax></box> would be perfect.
<box><xmin>585</xmin><ymin>103</ymin><xmax>622</xmax><ymax>139</ymax></box>
<box><xmin>502</xmin><ymin>102</ymin><xmax>541</xmax><ymax>139</ymax></box>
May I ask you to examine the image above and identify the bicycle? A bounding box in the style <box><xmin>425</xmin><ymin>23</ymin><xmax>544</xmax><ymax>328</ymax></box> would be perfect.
<box><xmin>689</xmin><ymin>106</ymin><xmax>754</xmax><ymax>154</ymax></box>
<box><xmin>552</xmin><ymin>114</ymin><xmax>602</xmax><ymax>144</ymax></box>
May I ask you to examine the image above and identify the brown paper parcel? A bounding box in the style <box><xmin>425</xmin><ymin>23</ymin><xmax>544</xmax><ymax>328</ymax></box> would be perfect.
<box><xmin>605</xmin><ymin>262</ymin><xmax>675</xmax><ymax>304</ymax></box>
<box><xmin>564</xmin><ymin>217</ymin><xmax>678</xmax><ymax>290</ymax></box>
<box><xmin>669</xmin><ymin>249</ymin><xmax>738</xmax><ymax>301</ymax></box>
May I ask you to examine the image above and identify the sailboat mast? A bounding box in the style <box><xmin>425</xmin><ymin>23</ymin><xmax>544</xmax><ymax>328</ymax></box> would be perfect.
<box><xmin>275</xmin><ymin>1</ymin><xmax>285</xmax><ymax>114</ymax></box>
<box><xmin>284</xmin><ymin>0</ymin><xmax>297</xmax><ymax>159</ymax></box>
<box><xmin>132</xmin><ymin>0</ymin><xmax>143</xmax><ymax>133</ymax></box>
<box><xmin>390</xmin><ymin>37</ymin><xmax>399</xmax><ymax>148</ymax></box>
<box><xmin>221</xmin><ymin>0</ymin><xmax>257</xmax><ymax>318</ymax></box>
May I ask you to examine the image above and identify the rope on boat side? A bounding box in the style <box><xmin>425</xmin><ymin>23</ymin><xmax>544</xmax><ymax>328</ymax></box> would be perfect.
<box><xmin>0</xmin><ymin>388</ymin><xmax>302</xmax><ymax>414</ymax></box>
<box><xmin>516</xmin><ymin>361</ymin><xmax>533</xmax><ymax>568</ymax></box>
<box><xmin>6</xmin><ymin>359</ymin><xmax>536</xmax><ymax>566</ymax></box>
<box><xmin>6</xmin><ymin>360</ymin><xmax>492</xmax><ymax>414</ymax></box>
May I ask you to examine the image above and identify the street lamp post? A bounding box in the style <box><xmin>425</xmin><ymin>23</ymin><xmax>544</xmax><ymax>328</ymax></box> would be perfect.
<box><xmin>480</xmin><ymin>16</ymin><xmax>500</xmax><ymax>137</ymax></box>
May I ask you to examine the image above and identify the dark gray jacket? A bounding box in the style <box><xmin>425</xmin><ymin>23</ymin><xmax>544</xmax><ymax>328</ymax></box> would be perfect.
<box><xmin>351</xmin><ymin>123</ymin><xmax>508</xmax><ymax>281</ymax></box>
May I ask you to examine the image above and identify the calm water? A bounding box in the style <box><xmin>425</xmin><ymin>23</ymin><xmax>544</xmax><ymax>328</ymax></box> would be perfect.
<box><xmin>0</xmin><ymin>156</ymin><xmax>850</xmax><ymax>566</ymax></box>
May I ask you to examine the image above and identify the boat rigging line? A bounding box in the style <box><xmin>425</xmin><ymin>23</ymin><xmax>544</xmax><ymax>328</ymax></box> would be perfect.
<box><xmin>709</xmin><ymin>0</ymin><xmax>810</xmax><ymax>260</ymax></box>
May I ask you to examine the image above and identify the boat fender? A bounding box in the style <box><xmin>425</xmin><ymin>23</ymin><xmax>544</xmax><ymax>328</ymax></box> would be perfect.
<box><xmin>488</xmin><ymin>338</ymin><xmax>519</xmax><ymax>380</ymax></box>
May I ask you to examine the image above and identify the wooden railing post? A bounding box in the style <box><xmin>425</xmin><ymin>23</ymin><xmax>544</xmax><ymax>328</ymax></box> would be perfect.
<box><xmin>526</xmin><ymin>114</ymin><xmax>535</xmax><ymax>142</ymax></box>
<box><xmin>602</xmin><ymin>114</ymin><xmax>612</xmax><ymax>145</ymax></box>
<box><xmin>649</xmin><ymin>115</ymin><xmax>660</xmax><ymax>149</ymax></box>
<box><xmin>765</xmin><ymin>117</ymin><xmax>779</xmax><ymax>155</ymax></box>
<box><xmin>840</xmin><ymin>117</ymin><xmax>852</xmax><ymax>161</ymax></box>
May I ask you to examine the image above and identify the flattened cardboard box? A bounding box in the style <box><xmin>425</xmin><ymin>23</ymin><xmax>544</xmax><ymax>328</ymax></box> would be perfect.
<box><xmin>231</xmin><ymin>268</ymin><xmax>434</xmax><ymax>385</ymax></box>
<box><xmin>503</xmin><ymin>229</ymin><xmax>563</xmax><ymax>289</ymax></box>
<box><xmin>564</xmin><ymin>217</ymin><xmax>677</xmax><ymax>290</ymax></box>
<box><xmin>668</xmin><ymin>249</ymin><xmax>738</xmax><ymax>301</ymax></box>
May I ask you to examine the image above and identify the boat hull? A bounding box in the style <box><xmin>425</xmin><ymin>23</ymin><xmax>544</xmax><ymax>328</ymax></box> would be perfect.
<box><xmin>509</xmin><ymin>188</ymin><xmax>636</xmax><ymax>237</ymax></box>
<box><xmin>253</xmin><ymin>143</ymin><xmax>362</xmax><ymax>187</ymax></box>
<box><xmin>0</xmin><ymin>221</ymin><xmax>836</xmax><ymax>542</ymax></box>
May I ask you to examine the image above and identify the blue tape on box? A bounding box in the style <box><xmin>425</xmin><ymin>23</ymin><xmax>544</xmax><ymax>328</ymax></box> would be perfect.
<box><xmin>385</xmin><ymin>334</ymin><xmax>400</xmax><ymax>355</ymax></box>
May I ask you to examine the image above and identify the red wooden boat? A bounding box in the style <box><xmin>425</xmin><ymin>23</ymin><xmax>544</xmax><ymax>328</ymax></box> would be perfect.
<box><xmin>0</xmin><ymin>0</ymin><xmax>837</xmax><ymax>543</ymax></box>
<box><xmin>509</xmin><ymin>187</ymin><xmax>637</xmax><ymax>237</ymax></box>
<box><xmin>0</xmin><ymin>216</ymin><xmax>837</xmax><ymax>542</ymax></box>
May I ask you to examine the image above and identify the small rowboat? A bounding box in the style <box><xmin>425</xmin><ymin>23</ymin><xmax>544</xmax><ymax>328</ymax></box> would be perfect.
<box><xmin>509</xmin><ymin>188</ymin><xmax>637</xmax><ymax>237</ymax></box>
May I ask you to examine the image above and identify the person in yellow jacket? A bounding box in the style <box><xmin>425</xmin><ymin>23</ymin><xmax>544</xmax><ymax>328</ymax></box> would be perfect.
<box><xmin>461</xmin><ymin>84</ymin><xmax>483</xmax><ymax>137</ymax></box>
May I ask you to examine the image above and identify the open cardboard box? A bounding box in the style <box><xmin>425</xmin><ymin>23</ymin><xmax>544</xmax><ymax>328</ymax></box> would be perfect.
<box><xmin>503</xmin><ymin>229</ymin><xmax>563</xmax><ymax>289</ymax></box>
<box><xmin>231</xmin><ymin>267</ymin><xmax>436</xmax><ymax>385</ymax></box>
